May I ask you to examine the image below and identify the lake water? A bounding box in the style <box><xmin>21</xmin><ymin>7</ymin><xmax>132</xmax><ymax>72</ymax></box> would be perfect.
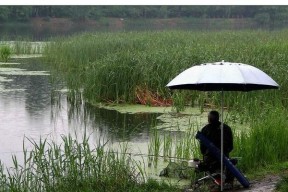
<box><xmin>0</xmin><ymin>23</ymin><xmax>252</xmax><ymax>186</ymax></box>
<box><xmin>0</xmin><ymin>57</ymin><xmax>204</xmax><ymax>188</ymax></box>
<box><xmin>0</xmin><ymin>57</ymin><xmax>165</xmax><ymax>170</ymax></box>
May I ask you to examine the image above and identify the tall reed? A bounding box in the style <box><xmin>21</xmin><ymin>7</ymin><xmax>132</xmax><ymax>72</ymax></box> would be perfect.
<box><xmin>43</xmin><ymin>30</ymin><xmax>287</xmax><ymax>113</ymax></box>
<box><xmin>0</xmin><ymin>41</ymin><xmax>46</xmax><ymax>55</ymax></box>
<box><xmin>0</xmin><ymin>134</ymin><xmax>180</xmax><ymax>192</ymax></box>
<box><xmin>148</xmin><ymin>129</ymin><xmax>161</xmax><ymax>167</ymax></box>
<box><xmin>43</xmin><ymin>30</ymin><xmax>288</xmax><ymax>175</ymax></box>
<box><xmin>232</xmin><ymin>105</ymin><xmax>288</xmax><ymax>172</ymax></box>
<box><xmin>163</xmin><ymin>133</ymin><xmax>173</xmax><ymax>161</ymax></box>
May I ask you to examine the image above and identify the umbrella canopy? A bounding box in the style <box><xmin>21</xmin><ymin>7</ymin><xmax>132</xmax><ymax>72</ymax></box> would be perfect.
<box><xmin>166</xmin><ymin>61</ymin><xmax>279</xmax><ymax>191</ymax></box>
<box><xmin>167</xmin><ymin>61</ymin><xmax>279</xmax><ymax>91</ymax></box>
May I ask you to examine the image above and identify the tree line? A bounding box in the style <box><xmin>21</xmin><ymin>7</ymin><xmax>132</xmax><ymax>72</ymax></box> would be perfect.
<box><xmin>0</xmin><ymin>6</ymin><xmax>287</xmax><ymax>24</ymax></box>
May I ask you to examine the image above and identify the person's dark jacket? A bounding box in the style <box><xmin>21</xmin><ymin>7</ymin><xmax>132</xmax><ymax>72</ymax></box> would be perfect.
<box><xmin>200</xmin><ymin>121</ymin><xmax>233</xmax><ymax>158</ymax></box>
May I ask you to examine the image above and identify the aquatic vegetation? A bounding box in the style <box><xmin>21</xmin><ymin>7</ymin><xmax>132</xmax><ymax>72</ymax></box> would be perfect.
<box><xmin>148</xmin><ymin>129</ymin><xmax>161</xmax><ymax>167</ymax></box>
<box><xmin>232</xmin><ymin>106</ymin><xmax>288</xmax><ymax>172</ymax></box>
<box><xmin>12</xmin><ymin>41</ymin><xmax>45</xmax><ymax>54</ymax></box>
<box><xmin>44</xmin><ymin>31</ymin><xmax>284</xmax><ymax>113</ymax></box>
<box><xmin>0</xmin><ymin>41</ymin><xmax>47</xmax><ymax>55</ymax></box>
<box><xmin>0</xmin><ymin>134</ymin><xmax>181</xmax><ymax>192</ymax></box>
<box><xmin>148</xmin><ymin>124</ymin><xmax>201</xmax><ymax>167</ymax></box>
<box><xmin>0</xmin><ymin>46</ymin><xmax>11</xmax><ymax>62</ymax></box>
<box><xmin>43</xmin><ymin>30</ymin><xmax>288</xmax><ymax>177</ymax></box>
<box><xmin>163</xmin><ymin>133</ymin><xmax>173</xmax><ymax>161</ymax></box>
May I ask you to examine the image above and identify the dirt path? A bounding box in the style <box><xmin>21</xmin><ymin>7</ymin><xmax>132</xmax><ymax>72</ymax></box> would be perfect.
<box><xmin>236</xmin><ymin>175</ymin><xmax>280</xmax><ymax>192</ymax></box>
<box><xmin>184</xmin><ymin>174</ymin><xmax>281</xmax><ymax>192</ymax></box>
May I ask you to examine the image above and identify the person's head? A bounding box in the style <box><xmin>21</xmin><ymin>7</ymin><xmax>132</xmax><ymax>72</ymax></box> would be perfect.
<box><xmin>208</xmin><ymin>110</ymin><xmax>219</xmax><ymax>124</ymax></box>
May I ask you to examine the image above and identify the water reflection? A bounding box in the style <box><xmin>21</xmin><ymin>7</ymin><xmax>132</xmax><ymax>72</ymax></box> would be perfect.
<box><xmin>1</xmin><ymin>58</ymin><xmax>51</xmax><ymax>116</ymax></box>
<box><xmin>80</xmin><ymin>103</ymin><xmax>161</xmax><ymax>142</ymax></box>
<box><xmin>0</xmin><ymin>57</ymin><xmax>162</xmax><ymax>167</ymax></box>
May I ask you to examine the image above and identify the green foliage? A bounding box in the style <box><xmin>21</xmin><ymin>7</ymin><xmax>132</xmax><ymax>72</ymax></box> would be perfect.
<box><xmin>0</xmin><ymin>134</ymin><xmax>181</xmax><ymax>192</ymax></box>
<box><xmin>254</xmin><ymin>13</ymin><xmax>270</xmax><ymax>25</ymax></box>
<box><xmin>232</xmin><ymin>106</ymin><xmax>288</xmax><ymax>172</ymax></box>
<box><xmin>148</xmin><ymin>124</ymin><xmax>200</xmax><ymax>167</ymax></box>
<box><xmin>254</xmin><ymin>6</ymin><xmax>288</xmax><ymax>27</ymax></box>
<box><xmin>44</xmin><ymin>30</ymin><xmax>288</xmax><ymax>175</ymax></box>
<box><xmin>1</xmin><ymin>6</ymin><xmax>288</xmax><ymax>22</ymax></box>
<box><xmin>172</xmin><ymin>92</ymin><xmax>186</xmax><ymax>113</ymax></box>
<box><xmin>0</xmin><ymin>7</ymin><xmax>9</xmax><ymax>21</ymax></box>
<box><xmin>12</xmin><ymin>41</ymin><xmax>44</xmax><ymax>54</ymax></box>
<box><xmin>0</xmin><ymin>46</ymin><xmax>11</xmax><ymax>62</ymax></box>
<box><xmin>276</xmin><ymin>175</ymin><xmax>288</xmax><ymax>192</ymax></box>
<box><xmin>44</xmin><ymin>30</ymin><xmax>286</xmax><ymax>111</ymax></box>
<box><xmin>148</xmin><ymin>129</ymin><xmax>161</xmax><ymax>167</ymax></box>
<box><xmin>9</xmin><ymin>6</ymin><xmax>32</xmax><ymax>22</ymax></box>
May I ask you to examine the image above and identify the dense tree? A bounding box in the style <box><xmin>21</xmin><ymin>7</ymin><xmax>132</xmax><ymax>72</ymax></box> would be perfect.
<box><xmin>8</xmin><ymin>6</ymin><xmax>32</xmax><ymax>21</ymax></box>
<box><xmin>0</xmin><ymin>7</ymin><xmax>9</xmax><ymax>21</ymax></box>
<box><xmin>0</xmin><ymin>5</ymin><xmax>287</xmax><ymax>24</ymax></box>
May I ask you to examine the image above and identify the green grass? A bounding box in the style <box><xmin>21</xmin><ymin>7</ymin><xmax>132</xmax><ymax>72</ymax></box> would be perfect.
<box><xmin>12</xmin><ymin>41</ymin><xmax>45</xmax><ymax>54</ymax></box>
<box><xmin>148</xmin><ymin>124</ymin><xmax>200</xmax><ymax>167</ymax></box>
<box><xmin>232</xmin><ymin>105</ymin><xmax>288</xmax><ymax>172</ymax></box>
<box><xmin>43</xmin><ymin>30</ymin><xmax>285</xmax><ymax>111</ymax></box>
<box><xmin>0</xmin><ymin>46</ymin><xmax>11</xmax><ymax>62</ymax></box>
<box><xmin>43</xmin><ymin>30</ymin><xmax>288</xmax><ymax>179</ymax></box>
<box><xmin>0</xmin><ymin>134</ymin><xmax>181</xmax><ymax>192</ymax></box>
<box><xmin>277</xmin><ymin>175</ymin><xmax>288</xmax><ymax>192</ymax></box>
<box><xmin>148</xmin><ymin>129</ymin><xmax>161</xmax><ymax>167</ymax></box>
<box><xmin>147</xmin><ymin>105</ymin><xmax>288</xmax><ymax>177</ymax></box>
<box><xmin>0</xmin><ymin>40</ymin><xmax>46</xmax><ymax>55</ymax></box>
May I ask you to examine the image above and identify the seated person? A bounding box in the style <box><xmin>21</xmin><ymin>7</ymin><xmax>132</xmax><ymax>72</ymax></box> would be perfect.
<box><xmin>198</xmin><ymin>110</ymin><xmax>234</xmax><ymax>183</ymax></box>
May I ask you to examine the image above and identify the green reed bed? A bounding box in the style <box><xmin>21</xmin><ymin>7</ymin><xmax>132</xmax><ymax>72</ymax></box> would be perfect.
<box><xmin>44</xmin><ymin>30</ymin><xmax>288</xmax><ymax>175</ymax></box>
<box><xmin>174</xmin><ymin>125</ymin><xmax>200</xmax><ymax>161</ymax></box>
<box><xmin>148</xmin><ymin>124</ymin><xmax>200</xmax><ymax>167</ymax></box>
<box><xmin>0</xmin><ymin>41</ymin><xmax>46</xmax><ymax>55</ymax></box>
<box><xmin>0</xmin><ymin>135</ymin><xmax>180</xmax><ymax>192</ymax></box>
<box><xmin>163</xmin><ymin>133</ymin><xmax>173</xmax><ymax>162</ymax></box>
<box><xmin>44</xmin><ymin>30</ymin><xmax>287</xmax><ymax>110</ymax></box>
<box><xmin>148</xmin><ymin>129</ymin><xmax>161</xmax><ymax>167</ymax></box>
<box><xmin>232</xmin><ymin>105</ymin><xmax>288</xmax><ymax>173</ymax></box>
<box><xmin>12</xmin><ymin>41</ymin><xmax>46</xmax><ymax>54</ymax></box>
<box><xmin>0</xmin><ymin>45</ymin><xmax>11</xmax><ymax>62</ymax></box>
<box><xmin>148</xmin><ymin>104</ymin><xmax>288</xmax><ymax>176</ymax></box>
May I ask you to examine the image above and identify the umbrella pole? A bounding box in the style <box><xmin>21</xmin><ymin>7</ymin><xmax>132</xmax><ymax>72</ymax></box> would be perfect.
<box><xmin>221</xmin><ymin>90</ymin><xmax>224</xmax><ymax>191</ymax></box>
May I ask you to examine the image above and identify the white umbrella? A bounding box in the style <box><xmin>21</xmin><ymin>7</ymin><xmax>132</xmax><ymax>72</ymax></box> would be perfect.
<box><xmin>167</xmin><ymin>61</ymin><xmax>279</xmax><ymax>191</ymax></box>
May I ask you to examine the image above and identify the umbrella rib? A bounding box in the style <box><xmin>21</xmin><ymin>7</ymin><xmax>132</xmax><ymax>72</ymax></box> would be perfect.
<box><xmin>196</xmin><ymin>65</ymin><xmax>209</xmax><ymax>85</ymax></box>
<box><xmin>236</xmin><ymin>65</ymin><xmax>248</xmax><ymax>86</ymax></box>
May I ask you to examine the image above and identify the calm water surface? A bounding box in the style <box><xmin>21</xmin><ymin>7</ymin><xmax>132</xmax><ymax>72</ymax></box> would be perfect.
<box><xmin>0</xmin><ymin>57</ymin><xmax>161</xmax><ymax>167</ymax></box>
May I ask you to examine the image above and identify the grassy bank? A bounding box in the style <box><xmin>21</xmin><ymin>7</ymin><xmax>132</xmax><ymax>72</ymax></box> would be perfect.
<box><xmin>146</xmin><ymin>105</ymin><xmax>288</xmax><ymax>174</ymax></box>
<box><xmin>0</xmin><ymin>134</ymin><xmax>181</xmax><ymax>192</ymax></box>
<box><xmin>44</xmin><ymin>30</ymin><xmax>286</xmax><ymax>110</ymax></box>
<box><xmin>44</xmin><ymin>30</ymin><xmax>288</xmax><ymax>174</ymax></box>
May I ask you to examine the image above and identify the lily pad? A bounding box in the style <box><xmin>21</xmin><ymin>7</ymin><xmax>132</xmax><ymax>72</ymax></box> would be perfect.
<box><xmin>94</xmin><ymin>103</ymin><xmax>250</xmax><ymax>132</ymax></box>
<box><xmin>0</xmin><ymin>76</ymin><xmax>13</xmax><ymax>82</ymax></box>
<box><xmin>0</xmin><ymin>67</ymin><xmax>49</xmax><ymax>76</ymax></box>
<box><xmin>0</xmin><ymin>62</ymin><xmax>21</xmax><ymax>65</ymax></box>
<box><xmin>11</xmin><ymin>54</ymin><xmax>43</xmax><ymax>59</ymax></box>
<box><xmin>0</xmin><ymin>88</ymin><xmax>26</xmax><ymax>92</ymax></box>
<box><xmin>94</xmin><ymin>103</ymin><xmax>202</xmax><ymax>115</ymax></box>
